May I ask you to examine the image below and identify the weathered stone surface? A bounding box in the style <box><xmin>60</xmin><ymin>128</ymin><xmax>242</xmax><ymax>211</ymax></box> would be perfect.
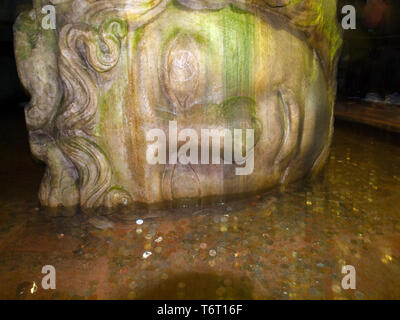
<box><xmin>14</xmin><ymin>0</ymin><xmax>342</xmax><ymax>208</ymax></box>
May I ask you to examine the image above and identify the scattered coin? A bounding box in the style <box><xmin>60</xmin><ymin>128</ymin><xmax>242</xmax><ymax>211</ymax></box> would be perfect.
<box><xmin>30</xmin><ymin>281</ymin><xmax>38</xmax><ymax>294</ymax></box>
<box><xmin>142</xmin><ymin>251</ymin><xmax>152</xmax><ymax>259</ymax></box>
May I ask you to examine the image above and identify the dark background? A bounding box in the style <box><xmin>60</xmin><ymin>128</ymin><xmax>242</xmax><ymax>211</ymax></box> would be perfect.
<box><xmin>0</xmin><ymin>0</ymin><xmax>31</xmax><ymax>111</ymax></box>
<box><xmin>337</xmin><ymin>0</ymin><xmax>400</xmax><ymax>101</ymax></box>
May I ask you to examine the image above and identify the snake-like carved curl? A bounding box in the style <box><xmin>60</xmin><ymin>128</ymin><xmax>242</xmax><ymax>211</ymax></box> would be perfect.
<box><xmin>56</xmin><ymin>18</ymin><xmax>132</xmax><ymax>207</ymax></box>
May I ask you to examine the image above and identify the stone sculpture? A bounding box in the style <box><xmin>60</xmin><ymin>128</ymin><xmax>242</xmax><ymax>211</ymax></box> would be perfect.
<box><xmin>14</xmin><ymin>0</ymin><xmax>342</xmax><ymax>208</ymax></box>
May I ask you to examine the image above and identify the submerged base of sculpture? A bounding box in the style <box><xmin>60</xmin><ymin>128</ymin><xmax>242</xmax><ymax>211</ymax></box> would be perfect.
<box><xmin>14</xmin><ymin>0</ymin><xmax>342</xmax><ymax>208</ymax></box>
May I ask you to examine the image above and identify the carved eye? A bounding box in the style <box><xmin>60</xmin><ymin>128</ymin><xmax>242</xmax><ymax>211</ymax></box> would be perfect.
<box><xmin>161</xmin><ymin>33</ymin><xmax>201</xmax><ymax>113</ymax></box>
<box><xmin>169</xmin><ymin>49</ymin><xmax>198</xmax><ymax>83</ymax></box>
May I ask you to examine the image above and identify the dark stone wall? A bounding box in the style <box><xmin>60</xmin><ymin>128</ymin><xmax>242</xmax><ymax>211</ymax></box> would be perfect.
<box><xmin>0</xmin><ymin>0</ymin><xmax>31</xmax><ymax>108</ymax></box>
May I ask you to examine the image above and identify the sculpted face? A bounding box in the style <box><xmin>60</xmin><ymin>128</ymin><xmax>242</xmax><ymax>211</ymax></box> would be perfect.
<box><xmin>14</xmin><ymin>0</ymin><xmax>342</xmax><ymax>208</ymax></box>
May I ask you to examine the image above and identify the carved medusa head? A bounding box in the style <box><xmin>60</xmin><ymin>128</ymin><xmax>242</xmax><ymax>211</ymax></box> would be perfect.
<box><xmin>14</xmin><ymin>0</ymin><xmax>342</xmax><ymax>208</ymax></box>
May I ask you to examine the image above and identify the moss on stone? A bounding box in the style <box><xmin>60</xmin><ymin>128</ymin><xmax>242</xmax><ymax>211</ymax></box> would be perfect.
<box><xmin>14</xmin><ymin>12</ymin><xmax>38</xmax><ymax>61</ymax></box>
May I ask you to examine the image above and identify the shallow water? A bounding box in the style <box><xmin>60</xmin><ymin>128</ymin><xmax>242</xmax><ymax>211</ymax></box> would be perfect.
<box><xmin>0</xmin><ymin>112</ymin><xmax>399</xmax><ymax>299</ymax></box>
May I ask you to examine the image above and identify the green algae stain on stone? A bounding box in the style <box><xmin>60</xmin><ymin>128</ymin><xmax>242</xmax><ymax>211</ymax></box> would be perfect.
<box><xmin>132</xmin><ymin>26</ymin><xmax>145</xmax><ymax>49</ymax></box>
<box><xmin>221</xmin><ymin>7</ymin><xmax>256</xmax><ymax>99</ymax></box>
<box><xmin>14</xmin><ymin>12</ymin><xmax>39</xmax><ymax>61</ymax></box>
